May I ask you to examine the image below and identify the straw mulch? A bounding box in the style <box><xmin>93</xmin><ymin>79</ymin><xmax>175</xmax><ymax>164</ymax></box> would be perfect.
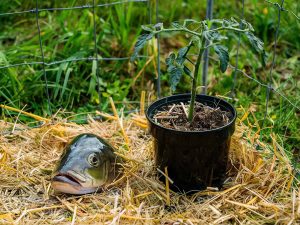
<box><xmin>0</xmin><ymin>112</ymin><xmax>299</xmax><ymax>224</ymax></box>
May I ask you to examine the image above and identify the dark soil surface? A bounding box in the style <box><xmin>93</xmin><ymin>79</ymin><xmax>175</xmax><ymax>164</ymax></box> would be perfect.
<box><xmin>153</xmin><ymin>101</ymin><xmax>231</xmax><ymax>131</ymax></box>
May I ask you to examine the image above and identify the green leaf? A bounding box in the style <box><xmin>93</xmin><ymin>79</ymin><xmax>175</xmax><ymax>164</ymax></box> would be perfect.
<box><xmin>222</xmin><ymin>19</ymin><xmax>231</xmax><ymax>28</ymax></box>
<box><xmin>177</xmin><ymin>47</ymin><xmax>189</xmax><ymax>58</ymax></box>
<box><xmin>60</xmin><ymin>67</ymin><xmax>72</xmax><ymax>103</ymax></box>
<box><xmin>176</xmin><ymin>47</ymin><xmax>189</xmax><ymax>64</ymax></box>
<box><xmin>229</xmin><ymin>17</ymin><xmax>239</xmax><ymax>27</ymax></box>
<box><xmin>168</xmin><ymin>65</ymin><xmax>183</xmax><ymax>92</ymax></box>
<box><xmin>241</xmin><ymin>20</ymin><xmax>254</xmax><ymax>31</ymax></box>
<box><xmin>141</xmin><ymin>25</ymin><xmax>154</xmax><ymax>32</ymax></box>
<box><xmin>191</xmin><ymin>36</ymin><xmax>201</xmax><ymax>49</ymax></box>
<box><xmin>88</xmin><ymin>60</ymin><xmax>98</xmax><ymax>95</ymax></box>
<box><xmin>204</xmin><ymin>31</ymin><xmax>228</xmax><ymax>42</ymax></box>
<box><xmin>261</xmin><ymin>50</ymin><xmax>267</xmax><ymax>67</ymax></box>
<box><xmin>154</xmin><ymin>23</ymin><xmax>163</xmax><ymax>31</ymax></box>
<box><xmin>214</xmin><ymin>45</ymin><xmax>229</xmax><ymax>73</ymax></box>
<box><xmin>176</xmin><ymin>42</ymin><xmax>193</xmax><ymax>65</ymax></box>
<box><xmin>183</xmin><ymin>65</ymin><xmax>193</xmax><ymax>78</ymax></box>
<box><xmin>221</xmin><ymin>18</ymin><xmax>240</xmax><ymax>28</ymax></box>
<box><xmin>245</xmin><ymin>32</ymin><xmax>264</xmax><ymax>53</ymax></box>
<box><xmin>166</xmin><ymin>53</ymin><xmax>176</xmax><ymax>66</ymax></box>
<box><xmin>183</xmin><ymin>19</ymin><xmax>200</xmax><ymax>27</ymax></box>
<box><xmin>131</xmin><ymin>33</ymin><xmax>154</xmax><ymax>62</ymax></box>
<box><xmin>166</xmin><ymin>43</ymin><xmax>193</xmax><ymax>92</ymax></box>
<box><xmin>183</xmin><ymin>19</ymin><xmax>202</xmax><ymax>29</ymax></box>
<box><xmin>245</xmin><ymin>32</ymin><xmax>267</xmax><ymax>67</ymax></box>
<box><xmin>166</xmin><ymin>53</ymin><xmax>184</xmax><ymax>91</ymax></box>
<box><xmin>54</xmin><ymin>63</ymin><xmax>65</xmax><ymax>99</ymax></box>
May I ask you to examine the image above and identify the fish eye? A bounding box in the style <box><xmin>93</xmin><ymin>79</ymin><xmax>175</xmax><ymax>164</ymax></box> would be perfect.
<box><xmin>87</xmin><ymin>153</ymin><xmax>100</xmax><ymax>167</ymax></box>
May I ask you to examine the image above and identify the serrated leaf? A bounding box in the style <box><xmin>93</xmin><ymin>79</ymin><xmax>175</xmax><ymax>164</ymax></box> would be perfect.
<box><xmin>131</xmin><ymin>33</ymin><xmax>154</xmax><ymax>62</ymax></box>
<box><xmin>230</xmin><ymin>17</ymin><xmax>239</xmax><ymax>27</ymax></box>
<box><xmin>176</xmin><ymin>42</ymin><xmax>193</xmax><ymax>65</ymax></box>
<box><xmin>168</xmin><ymin>65</ymin><xmax>183</xmax><ymax>92</ymax></box>
<box><xmin>222</xmin><ymin>18</ymin><xmax>242</xmax><ymax>28</ymax></box>
<box><xmin>166</xmin><ymin>52</ymin><xmax>184</xmax><ymax>91</ymax></box>
<box><xmin>166</xmin><ymin>53</ymin><xmax>176</xmax><ymax>66</ymax></box>
<box><xmin>178</xmin><ymin>47</ymin><xmax>189</xmax><ymax>58</ymax></box>
<box><xmin>245</xmin><ymin>32</ymin><xmax>264</xmax><ymax>53</ymax></box>
<box><xmin>214</xmin><ymin>45</ymin><xmax>229</xmax><ymax>73</ymax></box>
<box><xmin>204</xmin><ymin>30</ymin><xmax>228</xmax><ymax>42</ymax></box>
<box><xmin>222</xmin><ymin>19</ymin><xmax>231</xmax><ymax>28</ymax></box>
<box><xmin>176</xmin><ymin>47</ymin><xmax>189</xmax><ymax>64</ymax></box>
<box><xmin>191</xmin><ymin>36</ymin><xmax>201</xmax><ymax>49</ymax></box>
<box><xmin>241</xmin><ymin>20</ymin><xmax>254</xmax><ymax>31</ymax></box>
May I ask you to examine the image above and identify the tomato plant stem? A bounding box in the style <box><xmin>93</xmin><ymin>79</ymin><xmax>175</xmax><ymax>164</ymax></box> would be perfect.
<box><xmin>188</xmin><ymin>38</ymin><xmax>205</xmax><ymax>122</ymax></box>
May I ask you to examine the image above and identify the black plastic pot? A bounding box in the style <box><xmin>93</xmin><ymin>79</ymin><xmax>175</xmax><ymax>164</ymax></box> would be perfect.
<box><xmin>146</xmin><ymin>94</ymin><xmax>237</xmax><ymax>193</ymax></box>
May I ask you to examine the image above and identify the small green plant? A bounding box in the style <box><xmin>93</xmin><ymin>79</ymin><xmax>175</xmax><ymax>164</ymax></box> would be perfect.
<box><xmin>131</xmin><ymin>18</ymin><xmax>266</xmax><ymax>122</ymax></box>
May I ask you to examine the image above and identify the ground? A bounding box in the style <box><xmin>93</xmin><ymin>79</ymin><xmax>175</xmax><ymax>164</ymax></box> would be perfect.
<box><xmin>0</xmin><ymin>111</ymin><xmax>298</xmax><ymax>224</ymax></box>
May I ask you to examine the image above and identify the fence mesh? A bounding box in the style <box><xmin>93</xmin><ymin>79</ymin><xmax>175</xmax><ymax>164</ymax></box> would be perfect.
<box><xmin>0</xmin><ymin>0</ymin><xmax>299</xmax><ymax>143</ymax></box>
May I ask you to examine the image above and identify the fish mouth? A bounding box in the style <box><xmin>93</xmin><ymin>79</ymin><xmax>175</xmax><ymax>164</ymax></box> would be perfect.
<box><xmin>52</xmin><ymin>173</ymin><xmax>82</xmax><ymax>187</ymax></box>
<box><xmin>52</xmin><ymin>171</ymin><xmax>96</xmax><ymax>195</ymax></box>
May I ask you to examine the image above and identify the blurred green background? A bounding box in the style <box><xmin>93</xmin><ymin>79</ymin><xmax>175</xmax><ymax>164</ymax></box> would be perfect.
<box><xmin>0</xmin><ymin>0</ymin><xmax>299</xmax><ymax>153</ymax></box>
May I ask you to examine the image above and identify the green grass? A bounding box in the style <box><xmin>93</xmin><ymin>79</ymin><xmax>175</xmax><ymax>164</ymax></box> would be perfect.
<box><xmin>0</xmin><ymin>0</ymin><xmax>299</xmax><ymax>153</ymax></box>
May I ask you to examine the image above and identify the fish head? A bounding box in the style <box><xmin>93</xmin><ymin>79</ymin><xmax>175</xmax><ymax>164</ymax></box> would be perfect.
<box><xmin>52</xmin><ymin>133</ymin><xmax>117</xmax><ymax>194</ymax></box>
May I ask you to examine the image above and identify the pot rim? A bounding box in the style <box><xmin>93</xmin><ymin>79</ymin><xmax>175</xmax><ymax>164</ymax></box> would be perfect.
<box><xmin>145</xmin><ymin>93</ymin><xmax>237</xmax><ymax>134</ymax></box>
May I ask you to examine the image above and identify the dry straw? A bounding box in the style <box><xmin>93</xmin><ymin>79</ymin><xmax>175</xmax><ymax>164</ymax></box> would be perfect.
<box><xmin>0</xmin><ymin>105</ymin><xmax>299</xmax><ymax>224</ymax></box>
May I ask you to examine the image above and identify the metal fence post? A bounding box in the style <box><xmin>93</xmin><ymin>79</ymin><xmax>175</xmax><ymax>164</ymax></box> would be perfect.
<box><xmin>261</xmin><ymin>0</ymin><xmax>285</xmax><ymax>130</ymax></box>
<box><xmin>92</xmin><ymin>0</ymin><xmax>101</xmax><ymax>105</ymax></box>
<box><xmin>156</xmin><ymin>0</ymin><xmax>161</xmax><ymax>98</ymax></box>
<box><xmin>201</xmin><ymin>0</ymin><xmax>213</xmax><ymax>95</ymax></box>
<box><xmin>230</xmin><ymin>0</ymin><xmax>245</xmax><ymax>98</ymax></box>
<box><xmin>35</xmin><ymin>0</ymin><xmax>52</xmax><ymax>115</ymax></box>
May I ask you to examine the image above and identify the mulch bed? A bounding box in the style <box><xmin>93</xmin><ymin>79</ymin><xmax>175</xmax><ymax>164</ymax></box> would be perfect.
<box><xmin>0</xmin><ymin>111</ymin><xmax>298</xmax><ymax>224</ymax></box>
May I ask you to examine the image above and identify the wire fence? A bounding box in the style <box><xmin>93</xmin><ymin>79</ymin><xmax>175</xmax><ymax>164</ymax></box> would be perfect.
<box><xmin>0</xmin><ymin>0</ymin><xmax>299</xmax><ymax>136</ymax></box>
<box><xmin>0</xmin><ymin>0</ymin><xmax>153</xmax><ymax>116</ymax></box>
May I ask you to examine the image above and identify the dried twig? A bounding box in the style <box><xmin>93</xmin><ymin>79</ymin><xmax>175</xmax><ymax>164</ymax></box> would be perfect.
<box><xmin>180</xmin><ymin>102</ymin><xmax>189</xmax><ymax>119</ymax></box>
